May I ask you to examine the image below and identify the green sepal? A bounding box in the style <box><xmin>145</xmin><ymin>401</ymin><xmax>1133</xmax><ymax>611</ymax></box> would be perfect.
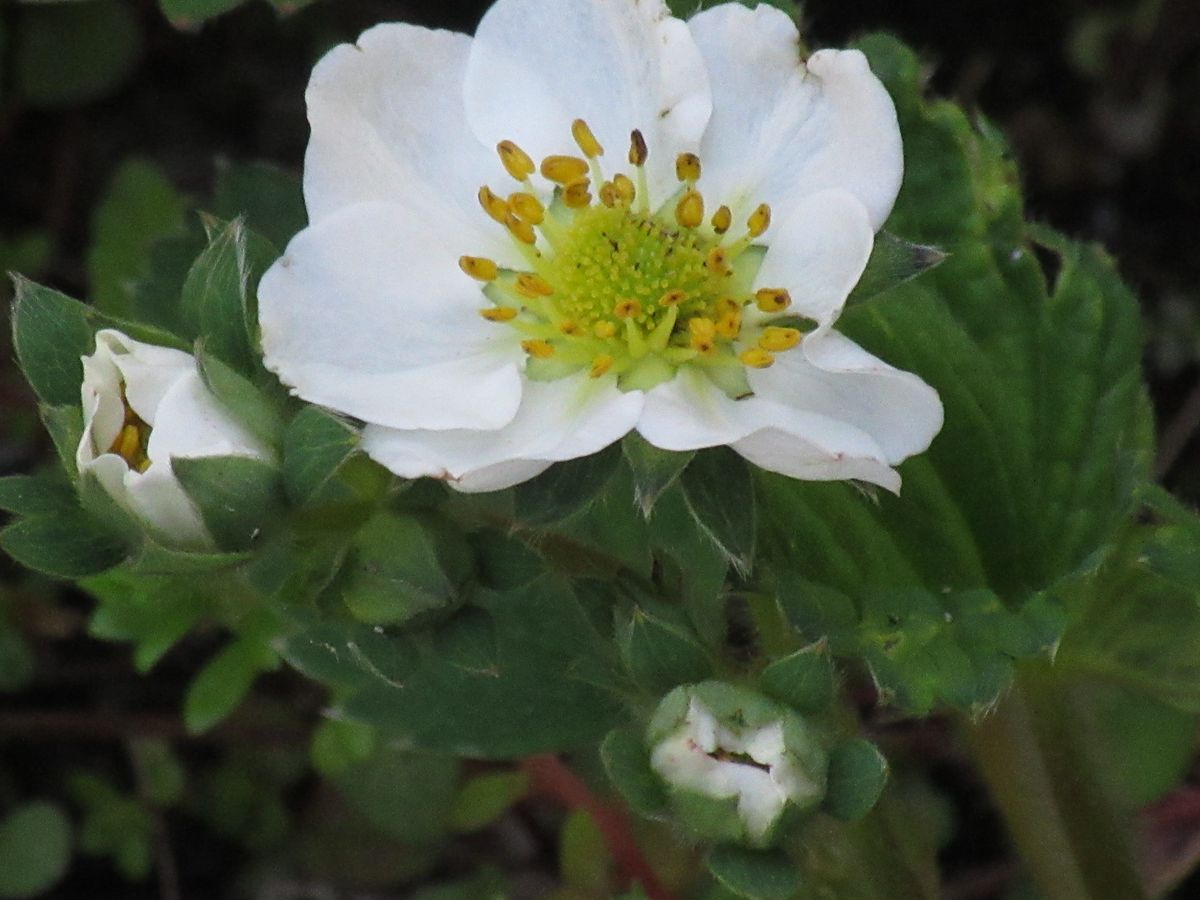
<box><xmin>281</xmin><ymin>406</ymin><xmax>366</xmax><ymax>507</ymax></box>
<box><xmin>680</xmin><ymin>447</ymin><xmax>756</xmax><ymax>574</ymax></box>
<box><xmin>845</xmin><ymin>230</ymin><xmax>947</xmax><ymax>306</ymax></box>
<box><xmin>622</xmin><ymin>432</ymin><xmax>693</xmax><ymax>518</ymax></box>
<box><xmin>11</xmin><ymin>276</ymin><xmax>96</xmax><ymax>407</ymax></box>
<box><xmin>706</xmin><ymin>845</ymin><xmax>802</xmax><ymax>900</ymax></box>
<box><xmin>822</xmin><ymin>739</ymin><xmax>889</xmax><ymax>822</ymax></box>
<box><xmin>512</xmin><ymin>440</ymin><xmax>621</xmax><ymax>526</ymax></box>
<box><xmin>195</xmin><ymin>345</ymin><xmax>285</xmax><ymax>448</ymax></box>
<box><xmin>39</xmin><ymin>404</ymin><xmax>85</xmax><ymax>480</ymax></box>
<box><xmin>619</xmin><ymin>605</ymin><xmax>713</xmax><ymax>695</ymax></box>
<box><xmin>600</xmin><ymin>726</ymin><xmax>670</xmax><ymax>819</ymax></box>
<box><xmin>0</xmin><ymin>509</ymin><xmax>126</xmax><ymax>578</ymax></box>
<box><xmin>0</xmin><ymin>471</ymin><xmax>77</xmax><ymax>518</ymax></box>
<box><xmin>758</xmin><ymin>640</ymin><xmax>835</xmax><ymax>714</ymax></box>
<box><xmin>172</xmin><ymin>454</ymin><xmax>284</xmax><ymax>551</ymax></box>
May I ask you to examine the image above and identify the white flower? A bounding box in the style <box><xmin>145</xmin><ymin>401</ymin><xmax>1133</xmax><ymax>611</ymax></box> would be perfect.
<box><xmin>258</xmin><ymin>0</ymin><xmax>943</xmax><ymax>493</ymax></box>
<box><xmin>77</xmin><ymin>330</ymin><xmax>272</xmax><ymax>549</ymax></box>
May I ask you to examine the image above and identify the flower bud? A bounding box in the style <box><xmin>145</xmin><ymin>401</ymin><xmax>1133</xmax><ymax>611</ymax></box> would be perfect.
<box><xmin>76</xmin><ymin>330</ymin><xmax>272</xmax><ymax>549</ymax></box>
<box><xmin>647</xmin><ymin>681</ymin><xmax>827</xmax><ymax>847</ymax></box>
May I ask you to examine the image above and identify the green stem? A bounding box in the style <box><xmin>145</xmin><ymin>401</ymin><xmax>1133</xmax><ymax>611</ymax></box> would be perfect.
<box><xmin>966</xmin><ymin>662</ymin><xmax>1147</xmax><ymax>900</ymax></box>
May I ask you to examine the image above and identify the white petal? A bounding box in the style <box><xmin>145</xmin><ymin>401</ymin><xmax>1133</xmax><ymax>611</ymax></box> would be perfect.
<box><xmin>361</xmin><ymin>374</ymin><xmax>643</xmax><ymax>492</ymax></box>
<box><xmin>303</xmin><ymin>23</ymin><xmax>511</xmax><ymax>259</ymax></box>
<box><xmin>689</xmin><ymin>4</ymin><xmax>902</xmax><ymax>230</ymax></box>
<box><xmin>77</xmin><ymin>352</ymin><xmax>125</xmax><ymax>468</ymax></box>
<box><xmin>463</xmin><ymin>0</ymin><xmax>711</xmax><ymax>206</ymax></box>
<box><xmin>93</xmin><ymin>330</ymin><xmax>194</xmax><ymax>426</ymax></box>
<box><xmin>750</xmin><ymin>189</ymin><xmax>874</xmax><ymax>328</ymax></box>
<box><xmin>146</xmin><ymin>371</ymin><xmax>271</xmax><ymax>464</ymax></box>
<box><xmin>258</xmin><ymin>202</ymin><xmax>525</xmax><ymax>432</ymax></box>
<box><xmin>638</xmin><ymin>366</ymin><xmax>904</xmax><ymax>491</ymax></box>
<box><xmin>123</xmin><ymin>467</ymin><xmax>211</xmax><ymax>549</ymax></box>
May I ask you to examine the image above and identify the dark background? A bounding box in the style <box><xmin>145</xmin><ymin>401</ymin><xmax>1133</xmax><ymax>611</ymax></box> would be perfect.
<box><xmin>1</xmin><ymin>1</ymin><xmax>1198</xmax><ymax>897</ymax></box>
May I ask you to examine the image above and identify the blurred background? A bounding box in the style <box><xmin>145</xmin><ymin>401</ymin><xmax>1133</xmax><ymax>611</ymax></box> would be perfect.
<box><xmin>1</xmin><ymin>1</ymin><xmax>1199</xmax><ymax>897</ymax></box>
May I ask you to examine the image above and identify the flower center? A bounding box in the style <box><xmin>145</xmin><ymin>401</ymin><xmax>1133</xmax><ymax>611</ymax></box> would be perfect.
<box><xmin>460</xmin><ymin>121</ymin><xmax>811</xmax><ymax>395</ymax></box>
<box><xmin>107</xmin><ymin>390</ymin><xmax>152</xmax><ymax>473</ymax></box>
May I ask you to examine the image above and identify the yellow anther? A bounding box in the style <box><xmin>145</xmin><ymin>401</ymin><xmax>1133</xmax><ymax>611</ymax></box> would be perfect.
<box><xmin>688</xmin><ymin>317</ymin><xmax>716</xmax><ymax>340</ymax></box>
<box><xmin>459</xmin><ymin>255</ymin><xmax>499</xmax><ymax>281</ymax></box>
<box><xmin>480</xmin><ymin>306</ymin><xmax>519</xmax><ymax>322</ymax></box>
<box><xmin>706</xmin><ymin>246</ymin><xmax>730</xmax><ymax>276</ymax></box>
<box><xmin>505</xmin><ymin>212</ymin><xmax>537</xmax><ymax>245</ymax></box>
<box><xmin>508</xmin><ymin>192</ymin><xmax>545</xmax><ymax>225</ymax></box>
<box><xmin>675</xmin><ymin>189</ymin><xmax>705</xmax><ymax>229</ymax></box>
<box><xmin>740</xmin><ymin>347</ymin><xmax>776</xmax><ymax>368</ymax></box>
<box><xmin>628</xmin><ymin>129</ymin><xmax>648</xmax><ymax>166</ymax></box>
<box><xmin>112</xmin><ymin>423</ymin><xmax>141</xmax><ymax>465</ymax></box>
<box><xmin>559</xmin><ymin>319</ymin><xmax>583</xmax><ymax>336</ymax></box>
<box><xmin>690</xmin><ymin>334</ymin><xmax>715</xmax><ymax>354</ymax></box>
<box><xmin>675</xmin><ymin>152</ymin><xmax>702</xmax><ymax>183</ymax></box>
<box><xmin>712</xmin><ymin>205</ymin><xmax>733</xmax><ymax>235</ymax></box>
<box><xmin>759</xmin><ymin>326</ymin><xmax>802</xmax><ymax>352</ymax></box>
<box><xmin>598</xmin><ymin>181</ymin><xmax>618</xmax><ymax>208</ymax></box>
<box><xmin>515</xmin><ymin>272</ymin><xmax>555</xmax><ymax>297</ymax></box>
<box><xmin>541</xmin><ymin>155</ymin><xmax>590</xmax><ymax>184</ymax></box>
<box><xmin>497</xmin><ymin>140</ymin><xmax>535</xmax><ymax>180</ymax></box>
<box><xmin>593</xmin><ymin>320</ymin><xmax>618</xmax><ymax>339</ymax></box>
<box><xmin>589</xmin><ymin>355</ymin><xmax>615</xmax><ymax>378</ymax></box>
<box><xmin>754</xmin><ymin>288</ymin><xmax>792</xmax><ymax>313</ymax></box>
<box><xmin>571</xmin><ymin>119</ymin><xmax>604</xmax><ymax>159</ymax></box>
<box><xmin>521</xmin><ymin>339</ymin><xmax>556</xmax><ymax>359</ymax></box>
<box><xmin>478</xmin><ymin>186</ymin><xmax>510</xmax><ymax>224</ymax></box>
<box><xmin>562</xmin><ymin>176</ymin><xmax>593</xmax><ymax>209</ymax></box>
<box><xmin>715</xmin><ymin>296</ymin><xmax>742</xmax><ymax>317</ymax></box>
<box><xmin>613</xmin><ymin>298</ymin><xmax>642</xmax><ymax>319</ymax></box>
<box><xmin>613</xmin><ymin>173</ymin><xmax>636</xmax><ymax>206</ymax></box>
<box><xmin>715</xmin><ymin>310</ymin><xmax>742</xmax><ymax>339</ymax></box>
<box><xmin>747</xmin><ymin>203</ymin><xmax>772</xmax><ymax>238</ymax></box>
<box><xmin>659</xmin><ymin>289</ymin><xmax>686</xmax><ymax>307</ymax></box>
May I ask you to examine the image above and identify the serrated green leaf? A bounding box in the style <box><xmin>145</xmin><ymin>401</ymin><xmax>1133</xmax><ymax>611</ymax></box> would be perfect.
<box><xmin>88</xmin><ymin>159</ymin><xmax>187</xmax><ymax>318</ymax></box>
<box><xmin>600</xmin><ymin>727</ymin><xmax>669</xmax><ymax>818</ymax></box>
<box><xmin>184</xmin><ymin>637</ymin><xmax>278</xmax><ymax>733</ymax></box>
<box><xmin>707</xmin><ymin>845</ymin><xmax>801</xmax><ymax>900</ymax></box>
<box><xmin>823</xmin><ymin>740</ymin><xmax>889</xmax><ymax>821</ymax></box>
<box><xmin>84</xmin><ymin>569</ymin><xmax>209</xmax><ymax>672</ymax></box>
<box><xmin>434</xmin><ymin>607</ymin><xmax>499</xmax><ymax>674</ymax></box>
<box><xmin>334</xmin><ymin>746</ymin><xmax>460</xmax><ymax>844</ymax></box>
<box><xmin>622</xmin><ymin>432</ymin><xmax>693</xmax><ymax>517</ymax></box>
<box><xmin>680</xmin><ymin>447</ymin><xmax>756</xmax><ymax>574</ymax></box>
<box><xmin>513</xmin><ymin>441</ymin><xmax>622</xmax><ymax>526</ymax></box>
<box><xmin>449</xmin><ymin>770</ymin><xmax>530</xmax><ymax>833</ymax></box>
<box><xmin>0</xmin><ymin>802</ymin><xmax>72</xmax><ymax>898</ymax></box>
<box><xmin>172</xmin><ymin>454</ymin><xmax>283</xmax><ymax>551</ymax></box>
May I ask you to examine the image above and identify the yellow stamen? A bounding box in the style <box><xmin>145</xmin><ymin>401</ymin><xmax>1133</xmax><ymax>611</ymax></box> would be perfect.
<box><xmin>478</xmin><ymin>186</ymin><xmax>510</xmax><ymax>224</ymax></box>
<box><xmin>747</xmin><ymin>203</ymin><xmax>771</xmax><ymax>238</ymax></box>
<box><xmin>675</xmin><ymin>189</ymin><xmax>704</xmax><ymax>229</ymax></box>
<box><xmin>459</xmin><ymin>255</ymin><xmax>498</xmax><ymax>281</ymax></box>
<box><xmin>628</xmin><ymin>129</ymin><xmax>648</xmax><ymax>166</ymax></box>
<box><xmin>562</xmin><ymin>176</ymin><xmax>592</xmax><ymax>209</ymax></box>
<box><xmin>754</xmin><ymin>288</ymin><xmax>792</xmax><ymax>313</ymax></box>
<box><xmin>614</xmin><ymin>298</ymin><xmax>642</xmax><ymax>319</ymax></box>
<box><xmin>571</xmin><ymin>119</ymin><xmax>604</xmax><ymax>158</ymax></box>
<box><xmin>555</xmin><ymin>320</ymin><xmax>579</xmax><ymax>336</ymax></box>
<box><xmin>675</xmin><ymin>152</ymin><xmax>701</xmax><ymax>183</ymax></box>
<box><xmin>593</xmin><ymin>320</ymin><xmax>618</xmax><ymax>339</ymax></box>
<box><xmin>541</xmin><ymin>155</ymin><xmax>590</xmax><ymax>184</ymax></box>
<box><xmin>712</xmin><ymin>205</ymin><xmax>732</xmax><ymax>235</ymax></box>
<box><xmin>659</xmin><ymin>289</ymin><xmax>686</xmax><ymax>307</ymax></box>
<box><xmin>480</xmin><ymin>306</ymin><xmax>519</xmax><ymax>322</ymax></box>
<box><xmin>613</xmin><ymin>173</ymin><xmax>636</xmax><ymax>206</ymax></box>
<box><xmin>706</xmin><ymin>246</ymin><xmax>729</xmax><ymax>276</ymax></box>
<box><xmin>740</xmin><ymin>348</ymin><xmax>775</xmax><ymax>368</ymax></box>
<box><xmin>516</xmin><ymin>272</ymin><xmax>555</xmax><ymax>297</ymax></box>
<box><xmin>508</xmin><ymin>192</ymin><xmax>545</xmax><ymax>225</ymax></box>
<box><xmin>598</xmin><ymin>181</ymin><xmax>618</xmax><ymax>208</ymax></box>
<box><xmin>111</xmin><ymin>423</ymin><xmax>141</xmax><ymax>465</ymax></box>
<box><xmin>497</xmin><ymin>140</ymin><xmax>536</xmax><ymax>180</ymax></box>
<box><xmin>759</xmin><ymin>326</ymin><xmax>802</xmax><ymax>352</ymax></box>
<box><xmin>505</xmin><ymin>212</ymin><xmax>537</xmax><ymax>245</ymax></box>
<box><xmin>589</xmin><ymin>355</ymin><xmax>615</xmax><ymax>378</ymax></box>
<box><xmin>688</xmin><ymin>317</ymin><xmax>716</xmax><ymax>340</ymax></box>
<box><xmin>521</xmin><ymin>339</ymin><xmax>555</xmax><ymax>359</ymax></box>
<box><xmin>715</xmin><ymin>296</ymin><xmax>741</xmax><ymax>317</ymax></box>
<box><xmin>715</xmin><ymin>310</ymin><xmax>742</xmax><ymax>339</ymax></box>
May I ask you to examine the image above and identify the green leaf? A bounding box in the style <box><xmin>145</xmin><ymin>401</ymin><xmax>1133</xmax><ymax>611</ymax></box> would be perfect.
<box><xmin>706</xmin><ymin>845</ymin><xmax>801</xmax><ymax>900</ymax></box>
<box><xmin>622</xmin><ymin>432</ymin><xmax>693</xmax><ymax>517</ymax></box>
<box><xmin>212</xmin><ymin>161</ymin><xmax>306</xmax><ymax>248</ymax></box>
<box><xmin>195</xmin><ymin>348</ymin><xmax>284</xmax><ymax>447</ymax></box>
<box><xmin>158</xmin><ymin>0</ymin><xmax>247</xmax><ymax>27</ymax></box>
<box><xmin>0</xmin><ymin>802</ymin><xmax>72</xmax><ymax>899</ymax></box>
<box><xmin>310</xmin><ymin>718</ymin><xmax>376</xmax><ymax>777</ymax></box>
<box><xmin>281</xmin><ymin>406</ymin><xmax>360</xmax><ymax>505</ymax></box>
<box><xmin>680</xmin><ymin>447</ymin><xmax>756</xmax><ymax>574</ymax></box>
<box><xmin>0</xmin><ymin>618</ymin><xmax>35</xmax><ymax>693</ymax></box>
<box><xmin>667</xmin><ymin>1</ymin><xmax>799</xmax><ymax>19</ymax></box>
<box><xmin>470</xmin><ymin>529</ymin><xmax>543</xmax><ymax>590</ymax></box>
<box><xmin>846</xmin><ymin>231</ymin><xmax>946</xmax><ymax>306</ymax></box>
<box><xmin>0</xmin><ymin>472</ymin><xmax>77</xmax><ymax>517</ymax></box>
<box><xmin>87</xmin><ymin>159</ymin><xmax>188</xmax><ymax>318</ymax></box>
<box><xmin>336</xmin><ymin>512</ymin><xmax>471</xmax><ymax>627</ymax></box>
<box><xmin>823</xmin><ymin>740</ymin><xmax>890</xmax><ymax>821</ymax></box>
<box><xmin>184</xmin><ymin>636</ymin><xmax>278</xmax><ymax>733</ymax></box>
<box><xmin>600</xmin><ymin>727</ymin><xmax>669</xmax><ymax>818</ymax></box>
<box><xmin>513</xmin><ymin>441</ymin><xmax>622</xmax><ymax>525</ymax></box>
<box><xmin>620</xmin><ymin>606</ymin><xmax>713</xmax><ymax>695</ymax></box>
<box><xmin>759</xmin><ymin>641</ymin><xmax>835</xmax><ymax>714</ymax></box>
<box><xmin>40</xmin><ymin>405</ymin><xmax>84</xmax><ymax>479</ymax></box>
<box><xmin>448</xmin><ymin>770</ymin><xmax>530</xmax><ymax>833</ymax></box>
<box><xmin>334</xmin><ymin>746</ymin><xmax>460</xmax><ymax>844</ymax></box>
<box><xmin>85</xmin><ymin>569</ymin><xmax>209</xmax><ymax>672</ymax></box>
<box><xmin>560</xmin><ymin>809</ymin><xmax>610</xmax><ymax>892</ymax></box>
<box><xmin>172</xmin><ymin>455</ymin><xmax>283</xmax><ymax>551</ymax></box>
<box><xmin>434</xmin><ymin>607</ymin><xmax>499</xmax><ymax>675</ymax></box>
<box><xmin>344</xmin><ymin>577</ymin><xmax>622</xmax><ymax>758</ymax></box>
<box><xmin>279</xmin><ymin>621</ymin><xmax>419</xmax><ymax>690</ymax></box>
<box><xmin>11</xmin><ymin>278</ymin><xmax>94</xmax><ymax>407</ymax></box>
<box><xmin>13</xmin><ymin>1</ymin><xmax>141</xmax><ymax>108</ymax></box>
<box><xmin>0</xmin><ymin>512</ymin><xmax>126</xmax><ymax>578</ymax></box>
